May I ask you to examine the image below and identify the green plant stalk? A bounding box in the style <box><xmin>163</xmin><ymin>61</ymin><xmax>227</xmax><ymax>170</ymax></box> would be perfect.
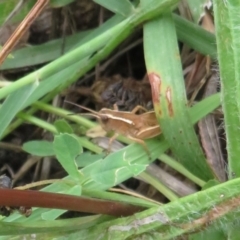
<box><xmin>17</xmin><ymin>111</ymin><xmax>101</xmax><ymax>153</ymax></box>
<box><xmin>0</xmin><ymin>0</ymin><xmax>178</xmax><ymax>101</ymax></box>
<box><xmin>140</xmin><ymin>171</ymin><xmax>178</xmax><ymax>201</ymax></box>
<box><xmin>158</xmin><ymin>154</ymin><xmax>206</xmax><ymax>187</ymax></box>
<box><xmin>213</xmin><ymin>1</ymin><xmax>240</xmax><ymax>178</ymax></box>
<box><xmin>3</xmin><ymin>108</ymin><xmax>36</xmax><ymax>138</ymax></box>
<box><xmin>143</xmin><ymin>12</ymin><xmax>213</xmax><ymax>180</ymax></box>
<box><xmin>17</xmin><ymin>112</ymin><xmax>58</xmax><ymax>134</ymax></box>
<box><xmin>33</xmin><ymin>101</ymin><xmax>96</xmax><ymax>129</ymax></box>
<box><xmin>60</xmin><ymin>177</ymin><xmax>240</xmax><ymax>239</ymax></box>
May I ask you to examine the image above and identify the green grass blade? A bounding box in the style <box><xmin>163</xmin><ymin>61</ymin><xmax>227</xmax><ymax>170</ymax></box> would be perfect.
<box><xmin>93</xmin><ymin>0</ymin><xmax>134</xmax><ymax>17</ymax></box>
<box><xmin>213</xmin><ymin>0</ymin><xmax>240</xmax><ymax>178</ymax></box>
<box><xmin>173</xmin><ymin>14</ymin><xmax>217</xmax><ymax>58</ymax></box>
<box><xmin>143</xmin><ymin>12</ymin><xmax>213</xmax><ymax>180</ymax></box>
<box><xmin>17</xmin><ymin>111</ymin><xmax>57</xmax><ymax>134</ymax></box>
<box><xmin>130</xmin><ymin>0</ymin><xmax>179</xmax><ymax>25</ymax></box>
<box><xmin>0</xmin><ymin>31</ymin><xmax>89</xmax><ymax>70</ymax></box>
<box><xmin>1</xmin><ymin>14</ymin><xmax>124</xmax><ymax>70</ymax></box>
<box><xmin>190</xmin><ymin>93</ymin><xmax>220</xmax><ymax>124</ymax></box>
<box><xmin>0</xmin><ymin>81</ymin><xmax>38</xmax><ymax>139</ymax></box>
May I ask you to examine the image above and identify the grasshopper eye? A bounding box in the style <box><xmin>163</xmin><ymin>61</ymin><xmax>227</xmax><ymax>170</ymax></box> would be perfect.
<box><xmin>100</xmin><ymin>115</ymin><xmax>108</xmax><ymax>122</ymax></box>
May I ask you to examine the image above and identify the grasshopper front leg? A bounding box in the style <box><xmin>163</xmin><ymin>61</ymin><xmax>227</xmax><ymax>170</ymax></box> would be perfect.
<box><xmin>107</xmin><ymin>132</ymin><xmax>119</xmax><ymax>153</ymax></box>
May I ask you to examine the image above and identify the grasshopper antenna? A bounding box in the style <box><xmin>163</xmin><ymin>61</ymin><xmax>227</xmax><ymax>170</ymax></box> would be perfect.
<box><xmin>64</xmin><ymin>100</ymin><xmax>100</xmax><ymax>119</ymax></box>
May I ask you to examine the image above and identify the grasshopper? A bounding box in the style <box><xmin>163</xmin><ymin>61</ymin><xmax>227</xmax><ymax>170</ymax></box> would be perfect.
<box><xmin>65</xmin><ymin>101</ymin><xmax>161</xmax><ymax>155</ymax></box>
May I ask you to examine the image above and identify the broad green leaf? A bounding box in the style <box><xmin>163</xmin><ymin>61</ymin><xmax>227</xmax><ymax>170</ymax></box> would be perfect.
<box><xmin>53</xmin><ymin>133</ymin><xmax>82</xmax><ymax>180</ymax></box>
<box><xmin>80</xmin><ymin>138</ymin><xmax>167</xmax><ymax>190</ymax></box>
<box><xmin>75</xmin><ymin>152</ymin><xmax>104</xmax><ymax>167</ymax></box>
<box><xmin>22</xmin><ymin>140</ymin><xmax>55</xmax><ymax>156</ymax></box>
<box><xmin>54</xmin><ymin>119</ymin><xmax>73</xmax><ymax>134</ymax></box>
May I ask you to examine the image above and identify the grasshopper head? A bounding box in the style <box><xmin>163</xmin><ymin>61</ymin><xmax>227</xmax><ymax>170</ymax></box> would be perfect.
<box><xmin>98</xmin><ymin>113</ymin><xmax>109</xmax><ymax>123</ymax></box>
